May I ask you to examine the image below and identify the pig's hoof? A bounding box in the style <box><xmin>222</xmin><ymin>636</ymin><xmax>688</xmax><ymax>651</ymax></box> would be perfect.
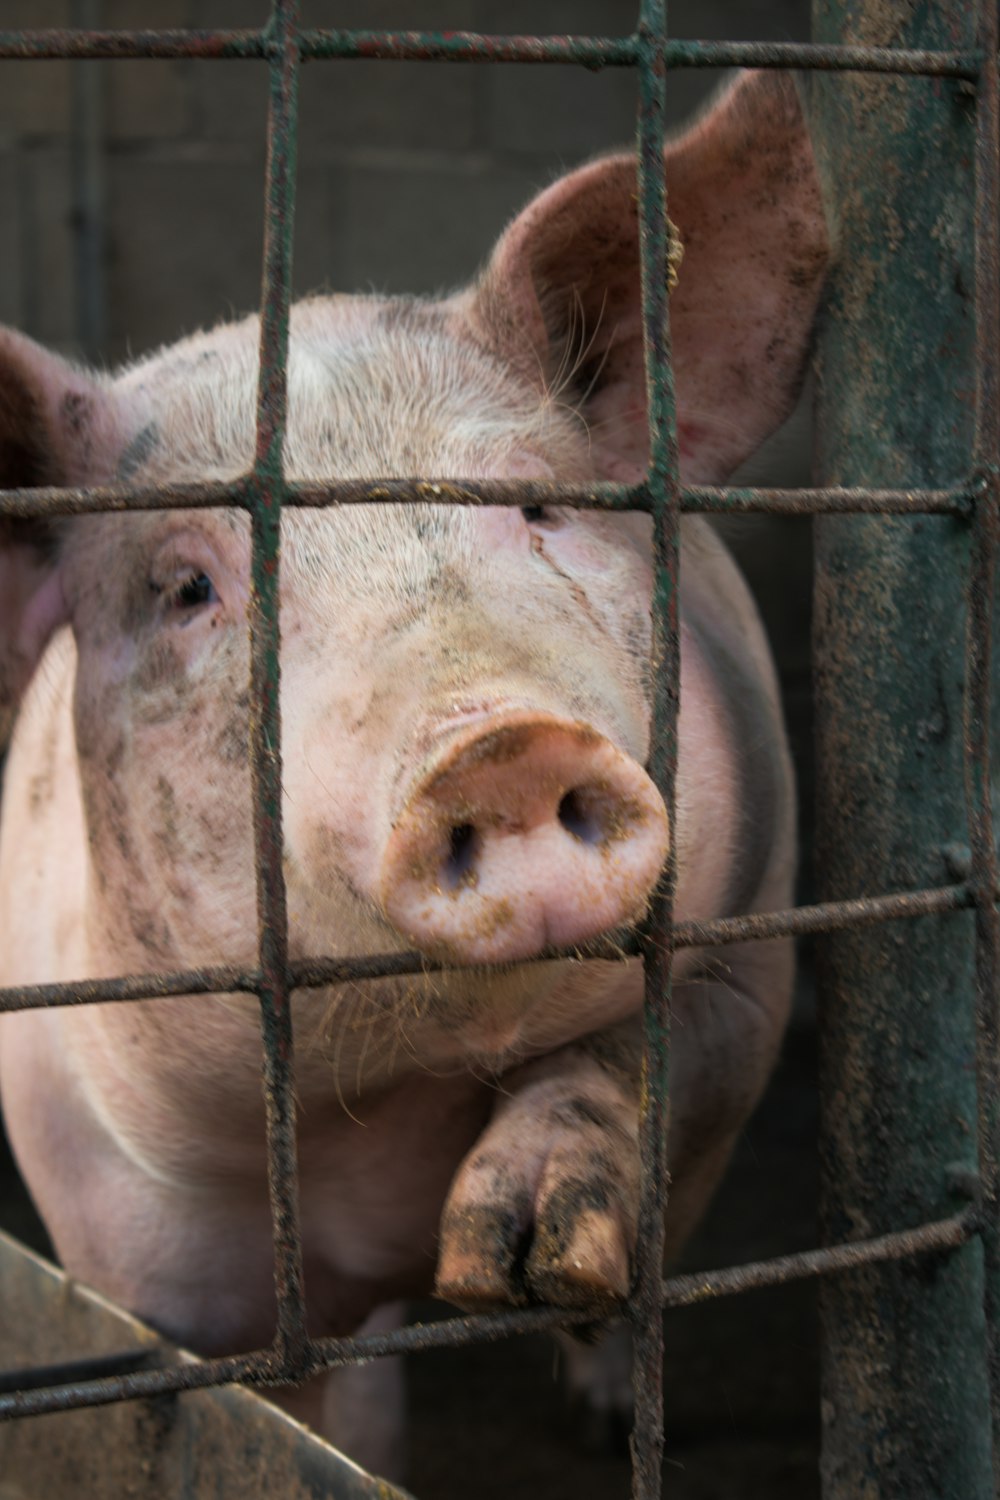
<box><xmin>435</xmin><ymin>1140</ymin><xmax>636</xmax><ymax>1313</ymax></box>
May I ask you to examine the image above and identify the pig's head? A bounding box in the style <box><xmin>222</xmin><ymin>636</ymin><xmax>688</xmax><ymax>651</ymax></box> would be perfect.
<box><xmin>0</xmin><ymin>72</ymin><xmax>826</xmax><ymax>1059</ymax></box>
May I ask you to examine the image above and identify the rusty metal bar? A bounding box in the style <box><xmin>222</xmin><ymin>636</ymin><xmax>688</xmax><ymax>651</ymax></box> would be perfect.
<box><xmin>631</xmin><ymin>1</ymin><xmax>678</xmax><ymax>1494</ymax></box>
<box><xmin>0</xmin><ymin>882</ymin><xmax>979</xmax><ymax>1014</ymax></box>
<box><xmin>301</xmin><ymin>31</ymin><xmax>981</xmax><ymax>75</ymax></box>
<box><xmin>0</xmin><ymin>1207</ymin><xmax>976</xmax><ymax>1425</ymax></box>
<box><xmin>967</xmin><ymin>0</ymin><xmax>1000</xmax><ymax>1474</ymax></box>
<box><xmin>0</xmin><ymin>476</ymin><xmax>978</xmax><ymax>519</ymax></box>
<box><xmin>661</xmin><ymin>1209</ymin><xmax>977</xmax><ymax>1309</ymax></box>
<box><xmin>247</xmin><ymin>0</ymin><xmax>307</xmax><ymax>1371</ymax></box>
<box><xmin>0</xmin><ymin>28</ymin><xmax>982</xmax><ymax>77</ymax></box>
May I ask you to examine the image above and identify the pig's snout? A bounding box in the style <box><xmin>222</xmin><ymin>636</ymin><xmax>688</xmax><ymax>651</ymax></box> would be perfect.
<box><xmin>380</xmin><ymin>714</ymin><xmax>670</xmax><ymax>964</ymax></box>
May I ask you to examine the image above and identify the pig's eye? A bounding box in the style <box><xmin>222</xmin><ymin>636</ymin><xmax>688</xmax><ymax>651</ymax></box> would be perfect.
<box><xmin>163</xmin><ymin>572</ymin><xmax>218</xmax><ymax>613</ymax></box>
<box><xmin>521</xmin><ymin>505</ymin><xmax>560</xmax><ymax>526</ymax></box>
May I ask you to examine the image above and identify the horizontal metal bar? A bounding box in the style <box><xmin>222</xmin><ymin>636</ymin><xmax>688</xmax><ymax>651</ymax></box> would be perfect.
<box><xmin>289</xmin><ymin>478</ymin><xmax>646</xmax><ymax>511</ymax></box>
<box><xmin>1</xmin><ymin>1209</ymin><xmax>975</xmax><ymax>1421</ymax></box>
<box><xmin>0</xmin><ymin>30</ymin><xmax>981</xmax><ymax>77</ymax></box>
<box><xmin>661</xmin><ymin>1209</ymin><xmax>977</xmax><ymax>1309</ymax></box>
<box><xmin>0</xmin><ymin>1348</ymin><xmax>164</xmax><ymax>1395</ymax></box>
<box><xmin>0</xmin><ymin>1303</ymin><xmax>583</xmax><ymax>1421</ymax></box>
<box><xmin>0</xmin><ymin>29</ymin><xmax>269</xmax><ymax>60</ymax></box>
<box><xmin>301</xmin><ymin>29</ymin><xmax>637</xmax><ymax>66</ymax></box>
<box><xmin>685</xmin><ymin>481</ymin><xmax>976</xmax><ymax>517</ymax></box>
<box><xmin>0</xmin><ymin>479</ymin><xmax>245</xmax><ymax>517</ymax></box>
<box><xmin>671</xmin><ymin>881</ymin><xmax>975</xmax><ymax>948</ymax></box>
<box><xmin>0</xmin><ymin>477</ymin><xmax>978</xmax><ymax>520</ymax></box>
<box><xmin>0</xmin><ymin>883</ymin><xmax>978</xmax><ymax>1013</ymax></box>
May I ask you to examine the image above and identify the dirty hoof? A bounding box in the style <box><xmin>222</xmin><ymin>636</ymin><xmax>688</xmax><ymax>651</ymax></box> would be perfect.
<box><xmin>435</xmin><ymin>1091</ymin><xmax>639</xmax><ymax>1314</ymax></box>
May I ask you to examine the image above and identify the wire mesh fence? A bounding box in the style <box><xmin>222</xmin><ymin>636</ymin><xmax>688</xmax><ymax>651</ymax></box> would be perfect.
<box><xmin>0</xmin><ymin>3</ymin><xmax>997</xmax><ymax>1497</ymax></box>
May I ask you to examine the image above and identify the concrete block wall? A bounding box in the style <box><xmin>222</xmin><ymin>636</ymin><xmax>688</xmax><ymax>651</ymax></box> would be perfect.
<box><xmin>0</xmin><ymin>0</ymin><xmax>808</xmax><ymax>365</ymax></box>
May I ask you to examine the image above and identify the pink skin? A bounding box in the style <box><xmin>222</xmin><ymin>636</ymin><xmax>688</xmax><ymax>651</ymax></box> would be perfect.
<box><xmin>0</xmin><ymin>71</ymin><xmax>828</xmax><ymax>1475</ymax></box>
<box><xmin>380</xmin><ymin>711</ymin><xmax>670</xmax><ymax>964</ymax></box>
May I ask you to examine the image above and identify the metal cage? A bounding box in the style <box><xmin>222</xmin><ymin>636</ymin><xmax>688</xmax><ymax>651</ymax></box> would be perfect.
<box><xmin>0</xmin><ymin>3</ymin><xmax>997</xmax><ymax>1497</ymax></box>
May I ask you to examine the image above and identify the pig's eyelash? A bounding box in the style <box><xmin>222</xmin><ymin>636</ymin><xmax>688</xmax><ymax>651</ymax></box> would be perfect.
<box><xmin>158</xmin><ymin>571</ymin><xmax>218</xmax><ymax>611</ymax></box>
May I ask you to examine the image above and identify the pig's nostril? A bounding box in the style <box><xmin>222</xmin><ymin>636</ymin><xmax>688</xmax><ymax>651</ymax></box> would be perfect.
<box><xmin>444</xmin><ymin>823</ymin><xmax>479</xmax><ymax>889</ymax></box>
<box><xmin>557</xmin><ymin>788</ymin><xmax>605</xmax><ymax>846</ymax></box>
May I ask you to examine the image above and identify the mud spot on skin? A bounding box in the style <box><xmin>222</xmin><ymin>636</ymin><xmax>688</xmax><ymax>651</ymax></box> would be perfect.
<box><xmin>26</xmin><ymin>714</ymin><xmax>59</xmax><ymax>817</ymax></box>
<box><xmin>577</xmin><ymin>1030</ymin><xmax>642</xmax><ymax>1092</ymax></box>
<box><xmin>436</xmin><ymin>1196</ymin><xmax>534</xmax><ymax>1308</ymax></box>
<box><xmin>548</xmin><ymin>1095</ymin><xmax>618</xmax><ymax>1134</ymax></box>
<box><xmin>117</xmin><ymin>422</ymin><xmax>159</xmax><ymax>480</ymax></box>
<box><xmin>216</xmin><ymin>688</ymin><xmax>250</xmax><ymax>763</ymax></box>
<box><xmin>60</xmin><ymin>390</ymin><xmax>90</xmax><ymax>437</ymax></box>
<box><xmin>123</xmin><ymin>884</ymin><xmax>173</xmax><ymax>958</ymax></box>
<box><xmin>153</xmin><ymin>775</ymin><xmax>181</xmax><ymax>864</ymax></box>
<box><xmin>528</xmin><ymin>1173</ymin><xmax>628</xmax><ymax>1307</ymax></box>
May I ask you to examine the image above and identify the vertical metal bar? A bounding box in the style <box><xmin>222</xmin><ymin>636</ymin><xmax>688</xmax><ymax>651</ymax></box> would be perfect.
<box><xmin>631</xmin><ymin>1</ymin><xmax>681</xmax><ymax>1495</ymax></box>
<box><xmin>249</xmin><ymin>0</ymin><xmax>308</xmax><ymax>1368</ymax></box>
<box><xmin>69</xmin><ymin>0</ymin><xmax>107</xmax><ymax>361</ymax></box>
<box><xmin>967</xmin><ymin>0</ymin><xmax>1000</xmax><ymax>1478</ymax></box>
<box><xmin>811</xmin><ymin>1</ymin><xmax>993</xmax><ymax>1494</ymax></box>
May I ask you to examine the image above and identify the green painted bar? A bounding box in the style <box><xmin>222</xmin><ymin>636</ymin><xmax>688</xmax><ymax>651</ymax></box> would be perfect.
<box><xmin>811</xmin><ymin>1</ymin><xmax>993</xmax><ymax>1494</ymax></box>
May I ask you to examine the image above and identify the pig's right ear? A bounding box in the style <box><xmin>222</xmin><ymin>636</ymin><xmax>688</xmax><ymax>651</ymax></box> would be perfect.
<box><xmin>465</xmin><ymin>71</ymin><xmax>829</xmax><ymax>484</ymax></box>
<box><xmin>0</xmin><ymin>328</ymin><xmax>122</xmax><ymax>727</ymax></box>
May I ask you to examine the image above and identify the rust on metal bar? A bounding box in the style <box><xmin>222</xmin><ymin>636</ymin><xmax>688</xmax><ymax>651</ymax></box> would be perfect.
<box><xmin>0</xmin><ymin>28</ymin><xmax>979</xmax><ymax>76</ymax></box>
<box><xmin>299</xmin><ymin>31</ymin><xmax>982</xmax><ymax>78</ymax></box>
<box><xmin>0</xmin><ymin>29</ymin><xmax>269</xmax><ymax>60</ymax></box>
<box><xmin>967</xmin><ymin>0</ymin><xmax>1000</xmax><ymax>1474</ymax></box>
<box><xmin>629</xmin><ymin>3</ymin><xmax>678</xmax><ymax>1495</ymax></box>
<box><xmin>0</xmin><ymin>475</ymin><xmax>979</xmax><ymax>519</ymax></box>
<box><xmin>0</xmin><ymin>882</ymin><xmax>980</xmax><ymax>1015</ymax></box>
<box><xmin>683</xmin><ymin>481</ymin><xmax>976</xmax><ymax>516</ymax></box>
<box><xmin>670</xmin><ymin>881</ymin><xmax>975</xmax><ymax>948</ymax></box>
<box><xmin>661</xmin><ymin>1210</ymin><xmax>977</xmax><ymax>1309</ymax></box>
<box><xmin>248</xmin><ymin>0</ymin><xmax>308</xmax><ymax>1368</ymax></box>
<box><xmin>0</xmin><ymin>1302</ymin><xmax>589</xmax><ymax>1423</ymax></box>
<box><xmin>2</xmin><ymin>1207</ymin><xmax>977</xmax><ymax>1424</ymax></box>
<box><xmin>0</xmin><ymin>479</ymin><xmax>247</xmax><ymax>518</ymax></box>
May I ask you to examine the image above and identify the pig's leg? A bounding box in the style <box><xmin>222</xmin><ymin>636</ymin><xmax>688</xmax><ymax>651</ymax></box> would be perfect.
<box><xmin>435</xmin><ymin>1022</ymin><xmax>642</xmax><ymax>1313</ymax></box>
<box><xmin>278</xmin><ymin>1302</ymin><xmax>407</xmax><ymax>1481</ymax></box>
<box><xmin>437</xmin><ymin>938</ymin><xmax>792</xmax><ymax>1438</ymax></box>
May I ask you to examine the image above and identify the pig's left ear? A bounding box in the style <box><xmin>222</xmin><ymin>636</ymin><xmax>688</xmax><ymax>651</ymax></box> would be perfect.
<box><xmin>467</xmin><ymin>70</ymin><xmax>829</xmax><ymax>483</ymax></box>
<box><xmin>0</xmin><ymin>328</ymin><xmax>125</xmax><ymax>732</ymax></box>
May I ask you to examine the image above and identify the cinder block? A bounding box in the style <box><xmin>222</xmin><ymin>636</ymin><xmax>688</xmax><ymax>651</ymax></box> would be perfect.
<box><xmin>300</xmin><ymin>0</ymin><xmax>487</xmax><ymax>26</ymax></box>
<box><xmin>323</xmin><ymin>155</ymin><xmax>542</xmax><ymax>297</ymax></box>
<box><xmin>179</xmin><ymin>0</ymin><xmax>269</xmax><ymax>24</ymax></box>
<box><xmin>105</xmin><ymin>153</ymin><xmax>331</xmax><ymax>362</ymax></box>
<box><xmin>188</xmin><ymin>57</ymin><xmax>271</xmax><ymax>145</ymax></box>
<box><xmin>0</xmin><ymin>156</ymin><xmax>24</xmax><ymax>330</ymax></box>
<box><xmin>0</xmin><ymin>61</ymin><xmax>72</xmax><ymax>139</ymax></box>
<box><xmin>298</xmin><ymin>59</ymin><xmax>479</xmax><ymax>156</ymax></box>
<box><xmin>100</xmin><ymin>0</ymin><xmax>193</xmax><ymax>140</ymax></box>
<box><xmin>0</xmin><ymin>0</ymin><xmax>70</xmax><ymax>21</ymax></box>
<box><xmin>16</xmin><ymin>146</ymin><xmax>78</xmax><ymax>353</ymax></box>
<box><xmin>483</xmin><ymin>56</ymin><xmax>638</xmax><ymax>161</ymax></box>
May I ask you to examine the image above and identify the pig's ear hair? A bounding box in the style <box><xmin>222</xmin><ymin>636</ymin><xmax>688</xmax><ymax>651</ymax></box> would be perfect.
<box><xmin>0</xmin><ymin>328</ymin><xmax>121</xmax><ymax>736</ymax></box>
<box><xmin>470</xmin><ymin>70</ymin><xmax>830</xmax><ymax>483</ymax></box>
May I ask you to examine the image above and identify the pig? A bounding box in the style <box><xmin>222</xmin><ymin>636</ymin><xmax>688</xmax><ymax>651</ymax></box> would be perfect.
<box><xmin>0</xmin><ymin>70</ymin><xmax>827</xmax><ymax>1475</ymax></box>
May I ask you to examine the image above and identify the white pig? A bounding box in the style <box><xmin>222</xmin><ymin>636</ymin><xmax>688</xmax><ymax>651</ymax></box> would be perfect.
<box><xmin>0</xmin><ymin>71</ymin><xmax>827</xmax><ymax>1473</ymax></box>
